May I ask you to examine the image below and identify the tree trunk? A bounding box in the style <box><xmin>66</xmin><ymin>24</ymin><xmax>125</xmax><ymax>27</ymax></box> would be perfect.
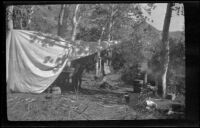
<box><xmin>96</xmin><ymin>27</ymin><xmax>105</xmax><ymax>77</ymax></box>
<box><xmin>96</xmin><ymin>57</ymin><xmax>99</xmax><ymax>77</ymax></box>
<box><xmin>71</xmin><ymin>4</ymin><xmax>80</xmax><ymax>42</ymax></box>
<box><xmin>96</xmin><ymin>51</ymin><xmax>102</xmax><ymax>77</ymax></box>
<box><xmin>20</xmin><ymin>18</ymin><xmax>23</xmax><ymax>29</ymax></box>
<box><xmin>27</xmin><ymin>6</ymin><xmax>35</xmax><ymax>30</ymax></box>
<box><xmin>57</xmin><ymin>5</ymin><xmax>66</xmax><ymax>37</ymax></box>
<box><xmin>161</xmin><ymin>3</ymin><xmax>173</xmax><ymax>98</ymax></box>
<box><xmin>108</xmin><ymin>16</ymin><xmax>113</xmax><ymax>42</ymax></box>
<box><xmin>7</xmin><ymin>6</ymin><xmax>14</xmax><ymax>31</ymax></box>
<box><xmin>144</xmin><ymin>72</ymin><xmax>148</xmax><ymax>85</ymax></box>
<box><xmin>108</xmin><ymin>4</ymin><xmax>116</xmax><ymax>42</ymax></box>
<box><xmin>108</xmin><ymin>24</ymin><xmax>112</xmax><ymax>42</ymax></box>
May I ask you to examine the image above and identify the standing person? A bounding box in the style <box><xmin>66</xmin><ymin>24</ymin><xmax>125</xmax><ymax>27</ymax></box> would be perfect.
<box><xmin>72</xmin><ymin>63</ymin><xmax>85</xmax><ymax>90</ymax></box>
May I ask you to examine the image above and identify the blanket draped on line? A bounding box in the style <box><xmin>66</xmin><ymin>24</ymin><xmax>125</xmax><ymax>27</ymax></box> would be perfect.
<box><xmin>6</xmin><ymin>30</ymin><xmax>73</xmax><ymax>93</ymax></box>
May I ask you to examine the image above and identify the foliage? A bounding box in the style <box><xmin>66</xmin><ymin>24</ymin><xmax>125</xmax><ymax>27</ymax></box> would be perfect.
<box><xmin>145</xmin><ymin>33</ymin><xmax>185</xmax><ymax>95</ymax></box>
<box><xmin>7</xmin><ymin>4</ymin><xmax>185</xmax><ymax>95</ymax></box>
<box><xmin>76</xmin><ymin>4</ymin><xmax>155</xmax><ymax>42</ymax></box>
<box><xmin>29</xmin><ymin>5</ymin><xmax>59</xmax><ymax>34</ymax></box>
<box><xmin>111</xmin><ymin>47</ymin><xmax>125</xmax><ymax>71</ymax></box>
<box><xmin>10</xmin><ymin>4</ymin><xmax>155</xmax><ymax>41</ymax></box>
<box><xmin>110</xmin><ymin>24</ymin><xmax>185</xmax><ymax>96</ymax></box>
<box><xmin>103</xmin><ymin>20</ymin><xmax>158</xmax><ymax>85</ymax></box>
<box><xmin>12</xmin><ymin>5</ymin><xmax>34</xmax><ymax>29</ymax></box>
<box><xmin>110</xmin><ymin>39</ymin><xmax>144</xmax><ymax>85</ymax></box>
<box><xmin>171</xmin><ymin>3</ymin><xmax>184</xmax><ymax>16</ymax></box>
<box><xmin>121</xmin><ymin>64</ymin><xmax>141</xmax><ymax>85</ymax></box>
<box><xmin>167</xmin><ymin>36</ymin><xmax>185</xmax><ymax>95</ymax></box>
<box><xmin>29</xmin><ymin>15</ymin><xmax>57</xmax><ymax>34</ymax></box>
<box><xmin>76</xmin><ymin>26</ymin><xmax>101</xmax><ymax>42</ymax></box>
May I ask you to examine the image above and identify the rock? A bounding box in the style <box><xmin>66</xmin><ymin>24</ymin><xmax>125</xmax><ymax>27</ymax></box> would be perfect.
<box><xmin>146</xmin><ymin>106</ymin><xmax>151</xmax><ymax>110</ymax></box>
<box><xmin>167</xmin><ymin>110</ymin><xmax>174</xmax><ymax>115</ymax></box>
<box><xmin>146</xmin><ymin>98</ymin><xmax>157</xmax><ymax>110</ymax></box>
<box><xmin>99</xmin><ymin>82</ymin><xmax>108</xmax><ymax>89</ymax></box>
<box><xmin>52</xmin><ymin>86</ymin><xmax>61</xmax><ymax>94</ymax></box>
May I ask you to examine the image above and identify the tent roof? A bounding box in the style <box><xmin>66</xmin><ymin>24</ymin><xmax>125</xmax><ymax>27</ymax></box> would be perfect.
<box><xmin>32</xmin><ymin>31</ymin><xmax>122</xmax><ymax>61</ymax></box>
<box><xmin>25</xmin><ymin>30</ymin><xmax>120</xmax><ymax>61</ymax></box>
<box><xmin>6</xmin><ymin>29</ymin><xmax>121</xmax><ymax>93</ymax></box>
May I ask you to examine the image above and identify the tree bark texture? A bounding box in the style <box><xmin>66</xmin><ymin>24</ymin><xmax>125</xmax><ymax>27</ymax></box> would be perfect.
<box><xmin>71</xmin><ymin>4</ymin><xmax>80</xmax><ymax>42</ymax></box>
<box><xmin>161</xmin><ymin>3</ymin><xmax>173</xmax><ymax>98</ymax></box>
<box><xmin>57</xmin><ymin>4</ymin><xmax>66</xmax><ymax>37</ymax></box>
<box><xmin>108</xmin><ymin>5</ymin><xmax>114</xmax><ymax>42</ymax></box>
<box><xmin>7</xmin><ymin>6</ymin><xmax>14</xmax><ymax>30</ymax></box>
<box><xmin>96</xmin><ymin>27</ymin><xmax>105</xmax><ymax>77</ymax></box>
<box><xmin>20</xmin><ymin>18</ymin><xmax>23</xmax><ymax>29</ymax></box>
<box><xmin>144</xmin><ymin>72</ymin><xmax>148</xmax><ymax>85</ymax></box>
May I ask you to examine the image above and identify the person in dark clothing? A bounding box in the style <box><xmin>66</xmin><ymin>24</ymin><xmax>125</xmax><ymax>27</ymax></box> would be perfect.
<box><xmin>71</xmin><ymin>53</ymin><xmax>97</xmax><ymax>90</ymax></box>
<box><xmin>72</xmin><ymin>63</ymin><xmax>85</xmax><ymax>90</ymax></box>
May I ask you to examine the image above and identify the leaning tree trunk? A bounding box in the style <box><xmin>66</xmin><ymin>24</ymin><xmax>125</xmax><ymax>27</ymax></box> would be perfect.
<box><xmin>161</xmin><ymin>3</ymin><xmax>173</xmax><ymax>98</ymax></box>
<box><xmin>71</xmin><ymin>4</ymin><xmax>80</xmax><ymax>42</ymax></box>
<box><xmin>57</xmin><ymin>4</ymin><xmax>66</xmax><ymax>37</ymax></box>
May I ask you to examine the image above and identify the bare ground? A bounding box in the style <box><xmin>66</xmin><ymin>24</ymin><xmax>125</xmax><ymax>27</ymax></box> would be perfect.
<box><xmin>7</xmin><ymin>73</ymin><xmax>185</xmax><ymax>121</ymax></box>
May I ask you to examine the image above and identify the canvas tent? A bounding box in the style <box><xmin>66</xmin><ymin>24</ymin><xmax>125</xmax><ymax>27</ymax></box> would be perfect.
<box><xmin>6</xmin><ymin>30</ymin><xmax>75</xmax><ymax>93</ymax></box>
<box><xmin>6</xmin><ymin>29</ymin><xmax>117</xmax><ymax>93</ymax></box>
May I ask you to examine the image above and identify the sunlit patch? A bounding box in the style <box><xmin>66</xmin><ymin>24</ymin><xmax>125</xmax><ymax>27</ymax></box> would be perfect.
<box><xmin>75</xmin><ymin>48</ymin><xmax>80</xmax><ymax>52</ymax></box>
<box><xmin>85</xmin><ymin>46</ymin><xmax>89</xmax><ymax>51</ymax></box>
<box><xmin>79</xmin><ymin>52</ymin><xmax>87</xmax><ymax>57</ymax></box>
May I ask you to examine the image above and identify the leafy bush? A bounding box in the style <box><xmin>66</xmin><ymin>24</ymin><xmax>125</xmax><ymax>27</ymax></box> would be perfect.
<box><xmin>110</xmin><ymin>40</ymin><xmax>144</xmax><ymax>84</ymax></box>
<box><xmin>110</xmin><ymin>35</ymin><xmax>185</xmax><ymax>97</ymax></box>
<box><xmin>111</xmin><ymin>48</ymin><xmax>125</xmax><ymax>71</ymax></box>
<box><xmin>12</xmin><ymin>5</ymin><xmax>33</xmax><ymax>29</ymax></box>
<box><xmin>76</xmin><ymin>27</ymin><xmax>102</xmax><ymax>42</ymax></box>
<box><xmin>121</xmin><ymin>64</ymin><xmax>141</xmax><ymax>85</ymax></box>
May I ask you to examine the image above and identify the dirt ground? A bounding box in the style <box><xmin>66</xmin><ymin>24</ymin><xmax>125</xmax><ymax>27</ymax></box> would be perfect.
<box><xmin>7</xmin><ymin>73</ymin><xmax>185</xmax><ymax>121</ymax></box>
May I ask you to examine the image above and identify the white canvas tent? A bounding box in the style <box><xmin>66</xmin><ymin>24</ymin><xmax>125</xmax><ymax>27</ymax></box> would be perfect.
<box><xmin>6</xmin><ymin>29</ymin><xmax>115</xmax><ymax>93</ymax></box>
<box><xmin>6</xmin><ymin>30</ymin><xmax>75</xmax><ymax>93</ymax></box>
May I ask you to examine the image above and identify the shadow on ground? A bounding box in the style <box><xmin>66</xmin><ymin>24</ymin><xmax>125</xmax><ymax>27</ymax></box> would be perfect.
<box><xmin>60</xmin><ymin>84</ymin><xmax>123</xmax><ymax>98</ymax></box>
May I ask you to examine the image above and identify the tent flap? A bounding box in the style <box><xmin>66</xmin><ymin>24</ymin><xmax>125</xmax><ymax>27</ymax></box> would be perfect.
<box><xmin>6</xmin><ymin>30</ymin><xmax>72</xmax><ymax>93</ymax></box>
<box><xmin>6</xmin><ymin>29</ymin><xmax>117</xmax><ymax>93</ymax></box>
